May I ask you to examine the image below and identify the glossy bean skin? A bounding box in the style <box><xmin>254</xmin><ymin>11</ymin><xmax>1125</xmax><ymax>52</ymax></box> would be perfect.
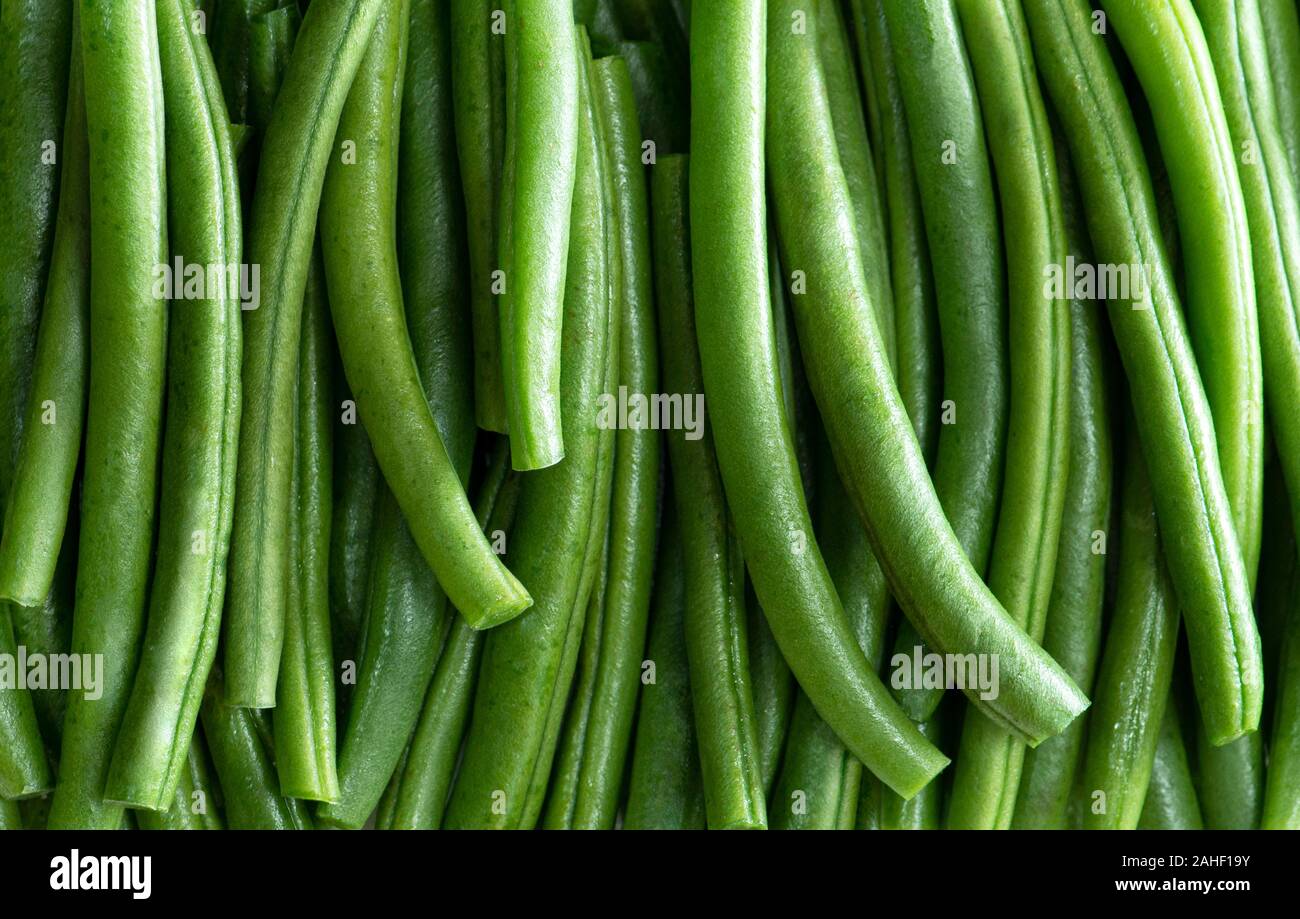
<box><xmin>0</xmin><ymin>604</ymin><xmax>49</xmax><ymax>799</ymax></box>
<box><xmin>200</xmin><ymin>671</ymin><xmax>312</xmax><ymax>830</ymax></box>
<box><xmin>102</xmin><ymin>0</ymin><xmax>242</xmax><ymax>813</ymax></box>
<box><xmin>273</xmin><ymin>248</ymin><xmax>337</xmax><ymax>803</ymax></box>
<box><xmin>209</xmin><ymin>0</ymin><xmax>277</xmax><ymax>125</ymax></box>
<box><xmin>766</xmin><ymin>0</ymin><xmax>1083</xmax><ymax>754</ymax></box>
<box><xmin>1103</xmin><ymin>0</ymin><xmax>1263</xmax><ymax>589</ymax></box>
<box><xmin>224</xmin><ymin>0</ymin><xmax>386</xmax><ymax>707</ymax></box>
<box><xmin>443</xmin><ymin>29</ymin><xmax>612</xmax><ymax>829</ymax></box>
<box><xmin>1262</xmin><ymin>571</ymin><xmax>1300</xmax><ymax>828</ymax></box>
<box><xmin>1079</xmin><ymin>442</ymin><xmax>1180</xmax><ymax>831</ymax></box>
<box><xmin>623</xmin><ymin>505</ymin><xmax>707</xmax><ymax>830</ymax></box>
<box><xmin>946</xmin><ymin>0</ymin><xmax>1072</xmax><ymax>830</ymax></box>
<box><xmin>246</xmin><ymin>2</ymin><xmax>301</xmax><ymax>132</ymax></box>
<box><xmin>449</xmin><ymin>0</ymin><xmax>508</xmax><ymax>432</ymax></box>
<box><xmin>1137</xmin><ymin>700</ymin><xmax>1204</xmax><ymax>830</ymax></box>
<box><xmin>497</xmin><ymin>0</ymin><xmax>579</xmax><ymax>470</ymax></box>
<box><xmin>882</xmin><ymin>0</ymin><xmax>1007</xmax><ymax>579</ymax></box>
<box><xmin>652</xmin><ymin>153</ymin><xmax>766</xmax><ymax>829</ymax></box>
<box><xmin>136</xmin><ymin>734</ymin><xmax>225</xmax><ymax>830</ymax></box>
<box><xmin>1257</xmin><ymin>0</ymin><xmax>1300</xmax><ymax>185</ymax></box>
<box><xmin>1024</xmin><ymin>0</ymin><xmax>1261</xmax><ymax>748</ymax></box>
<box><xmin>48</xmin><ymin>0</ymin><xmax>169</xmax><ymax>829</ymax></box>
<box><xmin>543</xmin><ymin>57</ymin><xmax>660</xmax><ymax>831</ymax></box>
<box><xmin>0</xmin><ymin>9</ymin><xmax>86</xmax><ymax>610</ymax></box>
<box><xmin>1013</xmin><ymin>136</ymin><xmax>1114</xmax><ymax>829</ymax></box>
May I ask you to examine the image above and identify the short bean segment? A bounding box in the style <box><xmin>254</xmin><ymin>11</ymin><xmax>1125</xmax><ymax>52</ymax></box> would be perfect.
<box><xmin>497</xmin><ymin>0</ymin><xmax>580</xmax><ymax>470</ymax></box>
<box><xmin>103</xmin><ymin>0</ymin><xmax>242</xmax><ymax>814</ymax></box>
<box><xmin>653</xmin><ymin>153</ymin><xmax>766</xmax><ymax>830</ymax></box>
<box><xmin>449</xmin><ymin>0</ymin><xmax>508</xmax><ymax>432</ymax></box>
<box><xmin>543</xmin><ymin>56</ymin><xmax>660</xmax><ymax>832</ymax></box>
<box><xmin>1080</xmin><ymin>438</ymin><xmax>1181</xmax><ymax>831</ymax></box>
<box><xmin>1137</xmin><ymin>700</ymin><xmax>1204</xmax><ymax>830</ymax></box>
<box><xmin>766</xmin><ymin>0</ymin><xmax>1082</xmax><ymax>754</ymax></box>
<box><xmin>48</xmin><ymin>0</ymin><xmax>169</xmax><ymax>829</ymax></box>
<box><xmin>443</xmin><ymin>28</ymin><xmax>613</xmax><ymax>829</ymax></box>
<box><xmin>0</xmin><ymin>6</ymin><xmax>87</xmax><ymax>611</ymax></box>
<box><xmin>946</xmin><ymin>0</ymin><xmax>1072</xmax><ymax>831</ymax></box>
<box><xmin>882</xmin><ymin>0</ymin><xmax>1007</xmax><ymax>579</ymax></box>
<box><xmin>1013</xmin><ymin>136</ymin><xmax>1114</xmax><ymax>829</ymax></box>
<box><xmin>623</xmin><ymin>504</ymin><xmax>707</xmax><ymax>830</ymax></box>
<box><xmin>225</xmin><ymin>0</ymin><xmax>386</xmax><ymax>707</ymax></box>
<box><xmin>1024</xmin><ymin>0</ymin><xmax>1261</xmax><ymax>748</ymax></box>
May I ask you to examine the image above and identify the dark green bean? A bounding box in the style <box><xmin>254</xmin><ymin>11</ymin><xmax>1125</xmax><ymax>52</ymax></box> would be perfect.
<box><xmin>623</xmin><ymin>503</ymin><xmax>707</xmax><ymax>830</ymax></box>
<box><xmin>443</xmin><ymin>27</ymin><xmax>614</xmax><ymax>830</ymax></box>
<box><xmin>0</xmin><ymin>603</ymin><xmax>48</xmax><ymax>799</ymax></box>
<box><xmin>1257</xmin><ymin>0</ymin><xmax>1300</xmax><ymax>186</ymax></box>
<box><xmin>48</xmin><ymin>0</ymin><xmax>169</xmax><ymax>829</ymax></box>
<box><xmin>497</xmin><ymin>0</ymin><xmax>580</xmax><ymax>470</ymax></box>
<box><xmin>247</xmin><ymin>2</ymin><xmax>301</xmax><ymax>133</ymax></box>
<box><xmin>209</xmin><ymin>0</ymin><xmax>277</xmax><ymax>125</ymax></box>
<box><xmin>225</xmin><ymin>0</ymin><xmax>387</xmax><ymax>707</ymax></box>
<box><xmin>1262</xmin><ymin>568</ymin><xmax>1300</xmax><ymax>828</ymax></box>
<box><xmin>1197</xmin><ymin>726</ymin><xmax>1262</xmax><ymax>829</ymax></box>
<box><xmin>1137</xmin><ymin>700</ymin><xmax>1204</xmax><ymax>830</ymax></box>
<box><xmin>610</xmin><ymin>40</ymin><xmax>688</xmax><ymax>156</ymax></box>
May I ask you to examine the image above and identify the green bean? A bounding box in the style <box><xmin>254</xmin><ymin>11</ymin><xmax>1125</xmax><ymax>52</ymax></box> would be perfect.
<box><xmin>1104</xmin><ymin>0</ymin><xmax>1264</xmax><ymax>590</ymax></box>
<box><xmin>883</xmin><ymin>0</ymin><xmax>1007</xmax><ymax>579</ymax></box>
<box><xmin>623</xmin><ymin>503</ymin><xmax>707</xmax><ymax>830</ymax></box>
<box><xmin>771</xmin><ymin>694</ymin><xmax>860</xmax><ymax>830</ymax></box>
<box><xmin>0</xmin><ymin>797</ymin><xmax>20</xmax><ymax>831</ymax></box>
<box><xmin>610</xmin><ymin>0</ymin><xmax>689</xmax><ymax>90</ymax></box>
<box><xmin>652</xmin><ymin>153</ymin><xmax>766</xmax><ymax>829</ymax></box>
<box><xmin>102</xmin><ymin>0</ymin><xmax>242</xmax><ymax>813</ymax></box>
<box><xmin>1262</xmin><ymin>568</ymin><xmax>1300</xmax><ymax>828</ymax></box>
<box><xmin>209</xmin><ymin>0</ymin><xmax>277</xmax><ymax>125</ymax></box>
<box><xmin>1137</xmin><ymin>700</ymin><xmax>1204</xmax><ymax>830</ymax></box>
<box><xmin>543</xmin><ymin>56</ymin><xmax>661</xmax><ymax>831</ymax></box>
<box><xmin>880</xmin><ymin>715</ymin><xmax>946</xmax><ymax>830</ymax></box>
<box><xmin>247</xmin><ymin>2</ymin><xmax>302</xmax><ymax>133</ymax></box>
<box><xmin>387</xmin><ymin>454</ymin><xmax>521</xmax><ymax>830</ymax></box>
<box><xmin>12</xmin><ymin>515</ymin><xmax>75</xmax><ymax>746</ymax></box>
<box><xmin>0</xmin><ymin>0</ymin><xmax>71</xmax><ymax>512</ymax></box>
<box><xmin>0</xmin><ymin>9</ymin><xmax>86</xmax><ymax>611</ymax></box>
<box><xmin>1014</xmin><ymin>135</ymin><xmax>1115</xmax><ymax>830</ymax></box>
<box><xmin>449</xmin><ymin>0</ymin><xmax>508</xmax><ymax>432</ymax></box>
<box><xmin>855</xmin><ymin>775</ymin><xmax>882</xmax><ymax>830</ymax></box>
<box><xmin>0</xmin><ymin>603</ymin><xmax>48</xmax><ymax>799</ymax></box>
<box><xmin>443</xmin><ymin>28</ymin><xmax>614</xmax><ymax>830</ymax></box>
<box><xmin>1024</xmin><ymin>0</ymin><xmax>1261</xmax><ymax>748</ymax></box>
<box><xmin>200</xmin><ymin>670</ymin><xmax>312</xmax><ymax>829</ymax></box>
<box><xmin>815</xmin><ymin>0</ymin><xmax>893</xmax><ymax>367</ymax></box>
<box><xmin>576</xmin><ymin>0</ymin><xmax>624</xmax><ymax>53</ymax></box>
<box><xmin>1196</xmin><ymin>726</ymin><xmax>1262</xmax><ymax>829</ymax></box>
<box><xmin>946</xmin><ymin>0</ymin><xmax>1072</xmax><ymax>830</ymax></box>
<box><xmin>224</xmin><ymin>0</ymin><xmax>386</xmax><ymax>707</ymax></box>
<box><xmin>271</xmin><ymin>246</ymin><xmax>337</xmax><ymax>804</ymax></box>
<box><xmin>768</xmin><ymin>0</ymin><xmax>1082</xmax><ymax>755</ymax></box>
<box><xmin>137</xmin><ymin>734</ymin><xmax>225</xmax><ymax>830</ymax></box>
<box><xmin>497</xmin><ymin>0</ymin><xmax>579</xmax><ymax>470</ymax></box>
<box><xmin>47</xmin><ymin>0</ymin><xmax>169</xmax><ymax>829</ymax></box>
<box><xmin>1257</xmin><ymin>0</ymin><xmax>1300</xmax><ymax>187</ymax></box>
<box><xmin>610</xmin><ymin>40</ymin><xmax>688</xmax><ymax>156</ymax></box>
<box><xmin>1079</xmin><ymin>440</ymin><xmax>1180</xmax><ymax>831</ymax></box>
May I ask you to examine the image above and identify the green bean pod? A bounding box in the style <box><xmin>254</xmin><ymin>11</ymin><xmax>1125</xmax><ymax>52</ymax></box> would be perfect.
<box><xmin>136</xmin><ymin>734</ymin><xmax>225</xmax><ymax>830</ymax></box>
<box><xmin>1262</xmin><ymin>572</ymin><xmax>1300</xmax><ymax>828</ymax></box>
<box><xmin>224</xmin><ymin>0</ymin><xmax>386</xmax><ymax>707</ymax></box>
<box><xmin>610</xmin><ymin>39</ymin><xmax>688</xmax><ymax>156</ymax></box>
<box><xmin>272</xmin><ymin>247</ymin><xmax>337</xmax><ymax>803</ymax></box>
<box><xmin>0</xmin><ymin>604</ymin><xmax>48</xmax><ymax>799</ymax></box>
<box><xmin>1256</xmin><ymin>0</ymin><xmax>1300</xmax><ymax>186</ymax></box>
<box><xmin>449</xmin><ymin>0</ymin><xmax>508</xmax><ymax>432</ymax></box>
<box><xmin>1197</xmin><ymin>727</ymin><xmax>1262</xmax><ymax>829</ymax></box>
<box><xmin>0</xmin><ymin>0</ymin><xmax>71</xmax><ymax>510</ymax></box>
<box><xmin>770</xmin><ymin>694</ymin><xmax>860</xmax><ymax>830</ymax></box>
<box><xmin>200</xmin><ymin>671</ymin><xmax>312</xmax><ymax>830</ymax></box>
<box><xmin>497</xmin><ymin>0</ymin><xmax>579</xmax><ymax>470</ymax></box>
<box><xmin>0</xmin><ymin>11</ymin><xmax>86</xmax><ymax>611</ymax></box>
<box><xmin>12</xmin><ymin>516</ymin><xmax>75</xmax><ymax>747</ymax></box>
<box><xmin>209</xmin><ymin>0</ymin><xmax>276</xmax><ymax>125</ymax></box>
<box><xmin>1103</xmin><ymin>0</ymin><xmax>1263</xmax><ymax>588</ymax></box>
<box><xmin>1079</xmin><ymin>441</ymin><xmax>1180</xmax><ymax>831</ymax></box>
<box><xmin>652</xmin><ymin>153</ymin><xmax>766</xmax><ymax>829</ymax></box>
<box><xmin>623</xmin><ymin>504</ymin><xmax>707</xmax><ymax>830</ymax></box>
<box><xmin>768</xmin><ymin>0</ymin><xmax>1082</xmax><ymax>753</ymax></box>
<box><xmin>1024</xmin><ymin>0</ymin><xmax>1261</xmax><ymax>747</ymax></box>
<box><xmin>1013</xmin><ymin>136</ymin><xmax>1114</xmax><ymax>830</ymax></box>
<box><xmin>0</xmin><ymin>796</ymin><xmax>20</xmax><ymax>831</ymax></box>
<box><xmin>443</xmin><ymin>28</ymin><xmax>613</xmax><ymax>830</ymax></box>
<box><xmin>102</xmin><ymin>0</ymin><xmax>241</xmax><ymax>813</ymax></box>
<box><xmin>543</xmin><ymin>56</ymin><xmax>661</xmax><ymax>831</ymax></box>
<box><xmin>47</xmin><ymin>0</ymin><xmax>169</xmax><ymax>829</ymax></box>
<box><xmin>247</xmin><ymin>2</ymin><xmax>302</xmax><ymax>133</ymax></box>
<box><xmin>946</xmin><ymin>0</ymin><xmax>1072</xmax><ymax>830</ymax></box>
<box><xmin>1137</xmin><ymin>700</ymin><xmax>1204</xmax><ymax>830</ymax></box>
<box><xmin>814</xmin><ymin>0</ymin><xmax>893</xmax><ymax>367</ymax></box>
<box><xmin>882</xmin><ymin>0</ymin><xmax>1007</xmax><ymax>578</ymax></box>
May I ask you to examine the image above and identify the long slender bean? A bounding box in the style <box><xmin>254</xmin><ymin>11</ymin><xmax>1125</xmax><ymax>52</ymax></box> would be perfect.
<box><xmin>1024</xmin><ymin>0</ymin><xmax>1261</xmax><ymax>747</ymax></box>
<box><xmin>48</xmin><ymin>0</ymin><xmax>169</xmax><ymax>829</ymax></box>
<box><xmin>1256</xmin><ymin>0</ymin><xmax>1300</xmax><ymax>186</ymax></box>
<box><xmin>497</xmin><ymin>0</ymin><xmax>579</xmax><ymax>470</ymax></box>
<box><xmin>224</xmin><ymin>0</ymin><xmax>386</xmax><ymax>707</ymax></box>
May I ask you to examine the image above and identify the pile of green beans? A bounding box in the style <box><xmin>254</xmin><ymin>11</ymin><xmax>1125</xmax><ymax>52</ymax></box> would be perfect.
<box><xmin>4</xmin><ymin>0</ymin><xmax>1300</xmax><ymax>832</ymax></box>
